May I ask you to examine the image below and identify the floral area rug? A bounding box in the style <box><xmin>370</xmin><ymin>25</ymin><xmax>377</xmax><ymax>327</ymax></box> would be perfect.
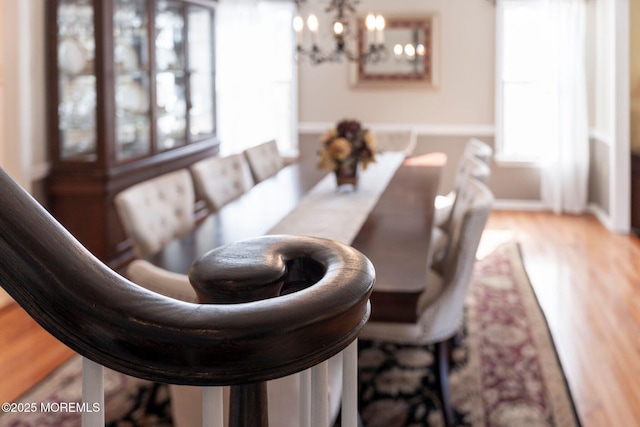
<box><xmin>1</xmin><ymin>239</ymin><xmax>580</xmax><ymax>427</ymax></box>
<box><xmin>357</xmin><ymin>240</ymin><xmax>581</xmax><ymax>427</ymax></box>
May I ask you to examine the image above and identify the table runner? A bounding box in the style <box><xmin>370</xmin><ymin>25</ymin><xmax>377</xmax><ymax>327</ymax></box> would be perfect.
<box><xmin>267</xmin><ymin>152</ymin><xmax>405</xmax><ymax>244</ymax></box>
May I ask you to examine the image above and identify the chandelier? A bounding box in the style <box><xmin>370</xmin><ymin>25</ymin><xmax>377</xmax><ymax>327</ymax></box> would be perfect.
<box><xmin>293</xmin><ymin>0</ymin><xmax>387</xmax><ymax>65</ymax></box>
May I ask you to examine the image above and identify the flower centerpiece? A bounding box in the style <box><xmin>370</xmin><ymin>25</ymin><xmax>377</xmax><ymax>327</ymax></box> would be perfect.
<box><xmin>317</xmin><ymin>119</ymin><xmax>376</xmax><ymax>187</ymax></box>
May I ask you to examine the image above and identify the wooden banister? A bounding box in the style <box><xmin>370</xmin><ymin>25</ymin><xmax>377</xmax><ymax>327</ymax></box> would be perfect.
<box><xmin>0</xmin><ymin>168</ymin><xmax>375</xmax><ymax>424</ymax></box>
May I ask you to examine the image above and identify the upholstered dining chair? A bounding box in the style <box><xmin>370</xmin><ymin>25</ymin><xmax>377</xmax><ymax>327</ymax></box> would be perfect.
<box><xmin>126</xmin><ymin>260</ymin><xmax>198</xmax><ymax>302</ymax></box>
<box><xmin>243</xmin><ymin>139</ymin><xmax>284</xmax><ymax>183</ymax></box>
<box><xmin>114</xmin><ymin>169</ymin><xmax>195</xmax><ymax>258</ymax></box>
<box><xmin>372</xmin><ymin>129</ymin><xmax>417</xmax><ymax>155</ymax></box>
<box><xmin>125</xmin><ymin>261</ymin><xmax>344</xmax><ymax>427</ymax></box>
<box><xmin>465</xmin><ymin>137</ymin><xmax>493</xmax><ymax>163</ymax></box>
<box><xmin>433</xmin><ymin>150</ymin><xmax>492</xmax><ymax>229</ymax></box>
<box><xmin>190</xmin><ymin>153</ymin><xmax>255</xmax><ymax>212</ymax></box>
<box><xmin>360</xmin><ymin>177</ymin><xmax>494</xmax><ymax>427</ymax></box>
<box><xmin>430</xmin><ymin>154</ymin><xmax>491</xmax><ymax>270</ymax></box>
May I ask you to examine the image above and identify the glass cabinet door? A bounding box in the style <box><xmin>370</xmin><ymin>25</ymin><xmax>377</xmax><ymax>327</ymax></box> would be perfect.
<box><xmin>188</xmin><ymin>5</ymin><xmax>215</xmax><ymax>140</ymax></box>
<box><xmin>155</xmin><ymin>0</ymin><xmax>187</xmax><ymax>151</ymax></box>
<box><xmin>57</xmin><ymin>0</ymin><xmax>97</xmax><ymax>161</ymax></box>
<box><xmin>53</xmin><ymin>0</ymin><xmax>216</xmax><ymax>164</ymax></box>
<box><xmin>113</xmin><ymin>0</ymin><xmax>151</xmax><ymax>161</ymax></box>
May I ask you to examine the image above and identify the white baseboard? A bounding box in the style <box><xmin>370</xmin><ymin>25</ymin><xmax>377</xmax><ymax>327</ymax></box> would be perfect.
<box><xmin>492</xmin><ymin>199</ymin><xmax>546</xmax><ymax>211</ymax></box>
<box><xmin>587</xmin><ymin>202</ymin><xmax>613</xmax><ymax>231</ymax></box>
<box><xmin>492</xmin><ymin>201</ymin><xmax>618</xmax><ymax>233</ymax></box>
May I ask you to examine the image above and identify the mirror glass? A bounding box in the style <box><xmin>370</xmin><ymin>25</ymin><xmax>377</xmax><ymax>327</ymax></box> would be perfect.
<box><xmin>355</xmin><ymin>17</ymin><xmax>435</xmax><ymax>86</ymax></box>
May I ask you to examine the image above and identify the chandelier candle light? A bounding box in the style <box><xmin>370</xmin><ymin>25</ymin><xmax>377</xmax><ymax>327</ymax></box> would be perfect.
<box><xmin>294</xmin><ymin>0</ymin><xmax>386</xmax><ymax>65</ymax></box>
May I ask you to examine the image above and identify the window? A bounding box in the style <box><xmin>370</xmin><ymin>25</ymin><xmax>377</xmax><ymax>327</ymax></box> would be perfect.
<box><xmin>496</xmin><ymin>0</ymin><xmax>554</xmax><ymax>162</ymax></box>
<box><xmin>216</xmin><ymin>0</ymin><xmax>297</xmax><ymax>156</ymax></box>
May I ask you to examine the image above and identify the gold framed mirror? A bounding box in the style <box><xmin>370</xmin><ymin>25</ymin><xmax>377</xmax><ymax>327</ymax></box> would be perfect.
<box><xmin>351</xmin><ymin>15</ymin><xmax>438</xmax><ymax>87</ymax></box>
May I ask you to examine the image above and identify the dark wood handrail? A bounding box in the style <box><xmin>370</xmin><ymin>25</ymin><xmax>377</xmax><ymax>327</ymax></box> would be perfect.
<box><xmin>0</xmin><ymin>168</ymin><xmax>375</xmax><ymax>390</ymax></box>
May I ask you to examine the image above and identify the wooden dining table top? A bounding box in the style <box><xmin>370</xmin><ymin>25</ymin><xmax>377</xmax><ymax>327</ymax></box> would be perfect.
<box><xmin>146</xmin><ymin>152</ymin><xmax>446</xmax><ymax>323</ymax></box>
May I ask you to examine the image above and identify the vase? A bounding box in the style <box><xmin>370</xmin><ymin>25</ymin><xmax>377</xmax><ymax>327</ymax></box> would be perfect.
<box><xmin>335</xmin><ymin>160</ymin><xmax>358</xmax><ymax>188</ymax></box>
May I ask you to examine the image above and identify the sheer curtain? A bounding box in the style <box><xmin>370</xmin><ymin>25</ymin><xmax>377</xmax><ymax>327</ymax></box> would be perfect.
<box><xmin>216</xmin><ymin>0</ymin><xmax>297</xmax><ymax>156</ymax></box>
<box><xmin>539</xmin><ymin>0</ymin><xmax>589</xmax><ymax>214</ymax></box>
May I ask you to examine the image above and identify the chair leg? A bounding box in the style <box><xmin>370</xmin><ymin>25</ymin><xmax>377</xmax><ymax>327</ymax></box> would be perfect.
<box><xmin>436</xmin><ymin>340</ymin><xmax>455</xmax><ymax>427</ymax></box>
<box><xmin>452</xmin><ymin>332</ymin><xmax>463</xmax><ymax>350</ymax></box>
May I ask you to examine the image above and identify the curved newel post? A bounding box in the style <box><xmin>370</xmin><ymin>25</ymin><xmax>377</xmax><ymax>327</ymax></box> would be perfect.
<box><xmin>0</xmin><ymin>167</ymin><xmax>375</xmax><ymax>426</ymax></box>
<box><xmin>188</xmin><ymin>235</ymin><xmax>376</xmax><ymax>426</ymax></box>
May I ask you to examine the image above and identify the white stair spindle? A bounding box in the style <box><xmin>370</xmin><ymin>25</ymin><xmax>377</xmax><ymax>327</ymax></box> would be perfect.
<box><xmin>202</xmin><ymin>386</ymin><xmax>224</xmax><ymax>427</ymax></box>
<box><xmin>299</xmin><ymin>369</ymin><xmax>311</xmax><ymax>427</ymax></box>
<box><xmin>81</xmin><ymin>357</ymin><xmax>104</xmax><ymax>427</ymax></box>
<box><xmin>311</xmin><ymin>361</ymin><xmax>329</xmax><ymax>427</ymax></box>
<box><xmin>342</xmin><ymin>341</ymin><xmax>359</xmax><ymax>427</ymax></box>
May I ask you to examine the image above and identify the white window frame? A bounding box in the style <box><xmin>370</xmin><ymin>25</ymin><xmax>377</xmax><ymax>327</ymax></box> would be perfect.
<box><xmin>495</xmin><ymin>0</ymin><xmax>545</xmax><ymax>167</ymax></box>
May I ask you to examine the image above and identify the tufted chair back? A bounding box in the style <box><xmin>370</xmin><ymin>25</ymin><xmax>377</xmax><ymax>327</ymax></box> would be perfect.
<box><xmin>434</xmin><ymin>153</ymin><xmax>490</xmax><ymax>230</ymax></box>
<box><xmin>243</xmin><ymin>140</ymin><xmax>284</xmax><ymax>183</ymax></box>
<box><xmin>433</xmin><ymin>152</ymin><xmax>491</xmax><ymax>228</ymax></box>
<box><xmin>360</xmin><ymin>177</ymin><xmax>494</xmax><ymax>344</ymax></box>
<box><xmin>464</xmin><ymin>137</ymin><xmax>494</xmax><ymax>163</ymax></box>
<box><xmin>126</xmin><ymin>260</ymin><xmax>198</xmax><ymax>302</ymax></box>
<box><xmin>372</xmin><ymin>129</ymin><xmax>417</xmax><ymax>155</ymax></box>
<box><xmin>439</xmin><ymin>178</ymin><xmax>493</xmax><ymax>288</ymax></box>
<box><xmin>451</xmin><ymin>152</ymin><xmax>491</xmax><ymax>194</ymax></box>
<box><xmin>191</xmin><ymin>154</ymin><xmax>255</xmax><ymax>212</ymax></box>
<box><xmin>114</xmin><ymin>169</ymin><xmax>195</xmax><ymax>258</ymax></box>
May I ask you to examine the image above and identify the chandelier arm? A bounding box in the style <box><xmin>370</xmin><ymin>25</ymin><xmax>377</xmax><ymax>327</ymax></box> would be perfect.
<box><xmin>294</xmin><ymin>0</ymin><xmax>385</xmax><ymax>65</ymax></box>
<box><xmin>344</xmin><ymin>45</ymin><xmax>388</xmax><ymax>64</ymax></box>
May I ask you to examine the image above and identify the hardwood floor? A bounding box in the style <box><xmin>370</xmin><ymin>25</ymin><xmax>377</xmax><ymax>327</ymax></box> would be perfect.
<box><xmin>485</xmin><ymin>211</ymin><xmax>640</xmax><ymax>427</ymax></box>
<box><xmin>0</xmin><ymin>304</ymin><xmax>74</xmax><ymax>403</ymax></box>
<box><xmin>1</xmin><ymin>210</ymin><xmax>640</xmax><ymax>426</ymax></box>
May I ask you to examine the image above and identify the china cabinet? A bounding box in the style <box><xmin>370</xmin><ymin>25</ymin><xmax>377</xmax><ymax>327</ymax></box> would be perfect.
<box><xmin>45</xmin><ymin>0</ymin><xmax>218</xmax><ymax>268</ymax></box>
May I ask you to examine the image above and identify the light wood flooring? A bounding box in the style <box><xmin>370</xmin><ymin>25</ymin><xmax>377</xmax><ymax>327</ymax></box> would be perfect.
<box><xmin>1</xmin><ymin>210</ymin><xmax>640</xmax><ymax>427</ymax></box>
<box><xmin>485</xmin><ymin>211</ymin><xmax>640</xmax><ymax>427</ymax></box>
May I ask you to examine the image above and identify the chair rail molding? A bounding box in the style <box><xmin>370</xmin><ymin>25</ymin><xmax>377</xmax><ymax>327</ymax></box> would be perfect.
<box><xmin>298</xmin><ymin>122</ymin><xmax>495</xmax><ymax>137</ymax></box>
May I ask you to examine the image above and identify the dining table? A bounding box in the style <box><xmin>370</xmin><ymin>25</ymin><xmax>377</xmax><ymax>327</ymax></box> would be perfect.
<box><xmin>146</xmin><ymin>151</ymin><xmax>447</xmax><ymax>323</ymax></box>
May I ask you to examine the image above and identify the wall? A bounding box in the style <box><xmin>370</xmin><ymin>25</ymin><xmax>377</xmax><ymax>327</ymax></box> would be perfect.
<box><xmin>630</xmin><ymin>0</ymin><xmax>640</xmax><ymax>152</ymax></box>
<box><xmin>1</xmin><ymin>0</ymin><xmax>47</xmax><ymax>200</ymax></box>
<box><xmin>298</xmin><ymin>0</ymin><xmax>496</xmax><ymax>124</ymax></box>
<box><xmin>589</xmin><ymin>137</ymin><xmax>610</xmax><ymax>214</ymax></box>
<box><xmin>297</xmin><ymin>0</ymin><xmax>547</xmax><ymax>205</ymax></box>
<box><xmin>588</xmin><ymin>0</ymin><xmax>630</xmax><ymax>231</ymax></box>
<box><xmin>586</xmin><ymin>0</ymin><xmax>610</xmax><ymax>217</ymax></box>
<box><xmin>414</xmin><ymin>135</ymin><xmax>541</xmax><ymax>201</ymax></box>
<box><xmin>1</xmin><ymin>1</ymin><xmax>625</xmax><ymax>218</ymax></box>
<box><xmin>297</xmin><ymin>0</ymin><xmax>626</xmax><ymax>215</ymax></box>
